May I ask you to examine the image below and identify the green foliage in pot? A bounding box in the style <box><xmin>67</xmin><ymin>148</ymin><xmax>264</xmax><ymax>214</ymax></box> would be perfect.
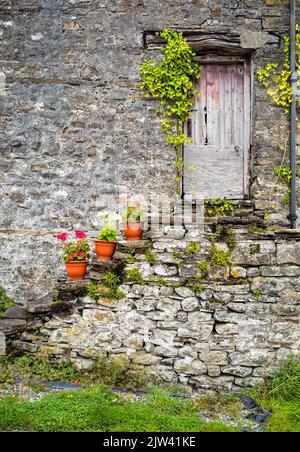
<box><xmin>97</xmin><ymin>226</ymin><xmax>118</xmax><ymax>242</ymax></box>
<box><xmin>57</xmin><ymin>231</ymin><xmax>90</xmax><ymax>262</ymax></box>
<box><xmin>94</xmin><ymin>212</ymin><xmax>120</xmax><ymax>242</ymax></box>
<box><xmin>122</xmin><ymin>195</ymin><xmax>146</xmax><ymax>223</ymax></box>
<box><xmin>63</xmin><ymin>239</ymin><xmax>90</xmax><ymax>262</ymax></box>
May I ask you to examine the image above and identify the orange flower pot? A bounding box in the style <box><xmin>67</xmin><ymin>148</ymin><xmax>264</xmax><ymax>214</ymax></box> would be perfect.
<box><xmin>65</xmin><ymin>261</ymin><xmax>88</xmax><ymax>280</ymax></box>
<box><xmin>123</xmin><ymin>221</ymin><xmax>143</xmax><ymax>241</ymax></box>
<box><xmin>94</xmin><ymin>240</ymin><xmax>117</xmax><ymax>261</ymax></box>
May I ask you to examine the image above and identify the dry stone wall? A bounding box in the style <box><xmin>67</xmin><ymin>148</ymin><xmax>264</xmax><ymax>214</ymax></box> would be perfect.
<box><xmin>1</xmin><ymin>225</ymin><xmax>299</xmax><ymax>392</ymax></box>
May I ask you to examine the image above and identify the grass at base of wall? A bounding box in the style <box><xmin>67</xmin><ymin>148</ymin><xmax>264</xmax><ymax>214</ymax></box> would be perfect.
<box><xmin>0</xmin><ymin>354</ymin><xmax>151</xmax><ymax>390</ymax></box>
<box><xmin>0</xmin><ymin>355</ymin><xmax>81</xmax><ymax>386</ymax></box>
<box><xmin>262</xmin><ymin>400</ymin><xmax>300</xmax><ymax>432</ymax></box>
<box><xmin>250</xmin><ymin>357</ymin><xmax>300</xmax><ymax>433</ymax></box>
<box><xmin>0</xmin><ymin>386</ymin><xmax>239</xmax><ymax>432</ymax></box>
<box><xmin>2</xmin><ymin>356</ymin><xmax>300</xmax><ymax>432</ymax></box>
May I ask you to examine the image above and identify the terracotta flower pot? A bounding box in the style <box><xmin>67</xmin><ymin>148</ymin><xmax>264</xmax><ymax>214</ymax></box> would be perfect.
<box><xmin>123</xmin><ymin>221</ymin><xmax>143</xmax><ymax>241</ymax></box>
<box><xmin>94</xmin><ymin>240</ymin><xmax>117</xmax><ymax>261</ymax></box>
<box><xmin>65</xmin><ymin>261</ymin><xmax>88</xmax><ymax>280</ymax></box>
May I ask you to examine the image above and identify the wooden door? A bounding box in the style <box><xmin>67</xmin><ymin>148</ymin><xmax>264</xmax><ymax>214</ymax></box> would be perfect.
<box><xmin>184</xmin><ymin>60</ymin><xmax>251</xmax><ymax>199</ymax></box>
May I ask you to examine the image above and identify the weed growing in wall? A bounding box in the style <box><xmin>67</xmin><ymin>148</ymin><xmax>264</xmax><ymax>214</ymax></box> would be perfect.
<box><xmin>0</xmin><ymin>286</ymin><xmax>14</xmax><ymax>318</ymax></box>
<box><xmin>145</xmin><ymin>250</ymin><xmax>157</xmax><ymax>265</ymax></box>
<box><xmin>126</xmin><ymin>268</ymin><xmax>144</xmax><ymax>285</ymax></box>
<box><xmin>196</xmin><ymin>261</ymin><xmax>210</xmax><ymax>278</ymax></box>
<box><xmin>275</xmin><ymin>165</ymin><xmax>300</xmax><ymax>205</ymax></box>
<box><xmin>87</xmin><ymin>271</ymin><xmax>125</xmax><ymax>301</ymax></box>
<box><xmin>205</xmin><ymin>198</ymin><xmax>236</xmax><ymax>217</ymax></box>
<box><xmin>257</xmin><ymin>25</ymin><xmax>300</xmax><ymax>111</ymax></box>
<box><xmin>186</xmin><ymin>241</ymin><xmax>201</xmax><ymax>255</ymax></box>
<box><xmin>210</xmin><ymin>245</ymin><xmax>231</xmax><ymax>268</ymax></box>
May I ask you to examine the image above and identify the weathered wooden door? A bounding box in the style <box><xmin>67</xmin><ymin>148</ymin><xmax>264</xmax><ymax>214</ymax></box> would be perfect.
<box><xmin>184</xmin><ymin>60</ymin><xmax>251</xmax><ymax>199</ymax></box>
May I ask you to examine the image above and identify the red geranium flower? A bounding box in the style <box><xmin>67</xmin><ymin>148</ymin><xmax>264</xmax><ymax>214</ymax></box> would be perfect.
<box><xmin>75</xmin><ymin>230</ymin><xmax>87</xmax><ymax>239</ymax></box>
<box><xmin>57</xmin><ymin>232</ymin><xmax>68</xmax><ymax>241</ymax></box>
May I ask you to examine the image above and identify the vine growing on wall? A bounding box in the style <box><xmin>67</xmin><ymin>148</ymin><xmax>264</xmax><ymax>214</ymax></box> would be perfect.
<box><xmin>257</xmin><ymin>25</ymin><xmax>300</xmax><ymax>111</ymax></box>
<box><xmin>275</xmin><ymin>165</ymin><xmax>300</xmax><ymax>205</ymax></box>
<box><xmin>257</xmin><ymin>26</ymin><xmax>300</xmax><ymax>211</ymax></box>
<box><xmin>140</xmin><ymin>29</ymin><xmax>201</xmax><ymax>189</ymax></box>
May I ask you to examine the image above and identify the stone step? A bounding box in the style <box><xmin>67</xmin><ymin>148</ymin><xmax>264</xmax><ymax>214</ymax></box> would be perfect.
<box><xmin>2</xmin><ymin>306</ymin><xmax>30</xmax><ymax>320</ymax></box>
<box><xmin>88</xmin><ymin>253</ymin><xmax>129</xmax><ymax>281</ymax></box>
<box><xmin>55</xmin><ymin>280</ymin><xmax>90</xmax><ymax>301</ymax></box>
<box><xmin>0</xmin><ymin>318</ymin><xmax>27</xmax><ymax>335</ymax></box>
<box><xmin>26</xmin><ymin>289</ymin><xmax>85</xmax><ymax>313</ymax></box>
<box><xmin>117</xmin><ymin>240</ymin><xmax>151</xmax><ymax>253</ymax></box>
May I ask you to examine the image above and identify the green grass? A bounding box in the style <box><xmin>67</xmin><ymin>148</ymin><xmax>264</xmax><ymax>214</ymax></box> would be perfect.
<box><xmin>0</xmin><ymin>355</ymin><xmax>80</xmax><ymax>385</ymax></box>
<box><xmin>3</xmin><ymin>356</ymin><xmax>300</xmax><ymax>432</ymax></box>
<box><xmin>0</xmin><ymin>354</ymin><xmax>149</xmax><ymax>390</ymax></box>
<box><xmin>102</xmin><ymin>272</ymin><xmax>121</xmax><ymax>288</ymax></box>
<box><xmin>251</xmin><ymin>357</ymin><xmax>300</xmax><ymax>432</ymax></box>
<box><xmin>212</xmin><ymin>225</ymin><xmax>237</xmax><ymax>251</ymax></box>
<box><xmin>263</xmin><ymin>400</ymin><xmax>300</xmax><ymax>432</ymax></box>
<box><xmin>248</xmin><ymin>225</ymin><xmax>268</xmax><ymax>234</ymax></box>
<box><xmin>87</xmin><ymin>280</ymin><xmax>125</xmax><ymax>301</ymax></box>
<box><xmin>0</xmin><ymin>386</ymin><xmax>239</xmax><ymax>432</ymax></box>
<box><xmin>171</xmin><ymin>250</ymin><xmax>183</xmax><ymax>260</ymax></box>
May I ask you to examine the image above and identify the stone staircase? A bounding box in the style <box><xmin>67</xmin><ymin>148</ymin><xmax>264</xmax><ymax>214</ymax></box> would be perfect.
<box><xmin>0</xmin><ymin>241</ymin><xmax>146</xmax><ymax>355</ymax></box>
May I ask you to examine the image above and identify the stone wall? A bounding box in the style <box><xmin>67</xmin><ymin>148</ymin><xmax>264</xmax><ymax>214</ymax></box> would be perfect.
<box><xmin>2</xmin><ymin>225</ymin><xmax>299</xmax><ymax>391</ymax></box>
<box><xmin>0</xmin><ymin>0</ymin><xmax>300</xmax><ymax>300</ymax></box>
<box><xmin>0</xmin><ymin>0</ymin><xmax>300</xmax><ymax>391</ymax></box>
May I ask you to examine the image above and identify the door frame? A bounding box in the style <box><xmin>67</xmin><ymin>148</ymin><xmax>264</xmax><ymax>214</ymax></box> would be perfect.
<box><xmin>182</xmin><ymin>54</ymin><xmax>252</xmax><ymax>200</ymax></box>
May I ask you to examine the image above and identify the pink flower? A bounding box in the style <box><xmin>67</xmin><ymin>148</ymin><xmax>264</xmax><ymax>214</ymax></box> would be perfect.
<box><xmin>57</xmin><ymin>232</ymin><xmax>68</xmax><ymax>241</ymax></box>
<box><xmin>128</xmin><ymin>194</ymin><xmax>144</xmax><ymax>207</ymax></box>
<box><xmin>119</xmin><ymin>193</ymin><xmax>128</xmax><ymax>203</ymax></box>
<box><xmin>132</xmin><ymin>194</ymin><xmax>144</xmax><ymax>204</ymax></box>
<box><xmin>128</xmin><ymin>199</ymin><xmax>138</xmax><ymax>208</ymax></box>
<box><xmin>75</xmin><ymin>230</ymin><xmax>87</xmax><ymax>239</ymax></box>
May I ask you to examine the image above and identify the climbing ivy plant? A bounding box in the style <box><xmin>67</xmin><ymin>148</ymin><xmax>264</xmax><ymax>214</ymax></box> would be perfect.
<box><xmin>140</xmin><ymin>29</ymin><xmax>201</xmax><ymax>188</ymax></box>
<box><xmin>275</xmin><ymin>165</ymin><xmax>300</xmax><ymax>205</ymax></box>
<box><xmin>257</xmin><ymin>26</ymin><xmax>300</xmax><ymax>210</ymax></box>
<box><xmin>257</xmin><ymin>25</ymin><xmax>300</xmax><ymax>111</ymax></box>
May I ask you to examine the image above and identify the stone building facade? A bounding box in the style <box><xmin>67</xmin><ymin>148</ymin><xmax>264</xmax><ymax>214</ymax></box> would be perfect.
<box><xmin>0</xmin><ymin>0</ymin><xmax>300</xmax><ymax>390</ymax></box>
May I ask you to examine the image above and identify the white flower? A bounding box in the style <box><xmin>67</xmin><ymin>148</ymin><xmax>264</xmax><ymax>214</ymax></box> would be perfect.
<box><xmin>92</xmin><ymin>221</ymin><xmax>100</xmax><ymax>229</ymax></box>
<box><xmin>92</xmin><ymin>211</ymin><xmax>121</xmax><ymax>229</ymax></box>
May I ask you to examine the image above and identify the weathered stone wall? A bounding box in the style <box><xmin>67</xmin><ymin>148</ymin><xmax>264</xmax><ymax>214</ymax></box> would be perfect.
<box><xmin>2</xmin><ymin>225</ymin><xmax>299</xmax><ymax>391</ymax></box>
<box><xmin>0</xmin><ymin>1</ymin><xmax>300</xmax><ymax>390</ymax></box>
<box><xmin>0</xmin><ymin>0</ymin><xmax>300</xmax><ymax>300</ymax></box>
